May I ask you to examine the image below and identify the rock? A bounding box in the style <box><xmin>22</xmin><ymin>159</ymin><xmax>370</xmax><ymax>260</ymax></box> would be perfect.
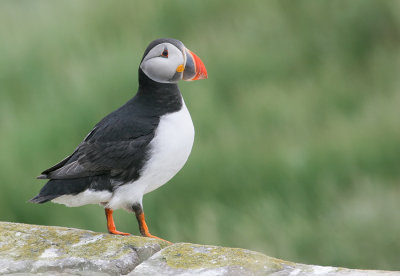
<box><xmin>0</xmin><ymin>221</ymin><xmax>398</xmax><ymax>275</ymax></box>
<box><xmin>0</xmin><ymin>221</ymin><xmax>169</xmax><ymax>275</ymax></box>
<box><xmin>129</xmin><ymin>243</ymin><xmax>398</xmax><ymax>276</ymax></box>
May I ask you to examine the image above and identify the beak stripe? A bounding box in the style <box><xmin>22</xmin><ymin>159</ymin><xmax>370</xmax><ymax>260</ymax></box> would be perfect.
<box><xmin>182</xmin><ymin>48</ymin><xmax>208</xmax><ymax>81</ymax></box>
<box><xmin>189</xmin><ymin>50</ymin><xmax>208</xmax><ymax>80</ymax></box>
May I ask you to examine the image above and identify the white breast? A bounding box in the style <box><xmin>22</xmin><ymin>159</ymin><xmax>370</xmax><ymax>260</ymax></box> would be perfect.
<box><xmin>143</xmin><ymin>100</ymin><xmax>195</xmax><ymax>193</ymax></box>
<box><xmin>107</xmin><ymin>99</ymin><xmax>195</xmax><ymax>210</ymax></box>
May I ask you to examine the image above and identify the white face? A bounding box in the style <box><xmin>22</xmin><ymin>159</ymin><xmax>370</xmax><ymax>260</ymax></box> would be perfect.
<box><xmin>140</xmin><ymin>43</ymin><xmax>185</xmax><ymax>84</ymax></box>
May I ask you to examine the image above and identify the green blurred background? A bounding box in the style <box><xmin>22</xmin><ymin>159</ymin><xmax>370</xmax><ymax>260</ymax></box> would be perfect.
<box><xmin>1</xmin><ymin>0</ymin><xmax>399</xmax><ymax>270</ymax></box>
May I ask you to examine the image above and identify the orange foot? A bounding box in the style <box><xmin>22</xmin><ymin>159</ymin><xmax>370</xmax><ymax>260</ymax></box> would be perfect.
<box><xmin>105</xmin><ymin>208</ymin><xmax>130</xmax><ymax>236</ymax></box>
<box><xmin>136</xmin><ymin>212</ymin><xmax>171</xmax><ymax>243</ymax></box>
<box><xmin>142</xmin><ymin>232</ymin><xmax>171</xmax><ymax>243</ymax></box>
<box><xmin>108</xmin><ymin>228</ymin><xmax>130</xmax><ymax>236</ymax></box>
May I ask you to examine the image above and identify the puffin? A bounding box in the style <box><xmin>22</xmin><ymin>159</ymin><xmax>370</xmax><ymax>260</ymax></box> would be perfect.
<box><xmin>30</xmin><ymin>38</ymin><xmax>207</xmax><ymax>241</ymax></box>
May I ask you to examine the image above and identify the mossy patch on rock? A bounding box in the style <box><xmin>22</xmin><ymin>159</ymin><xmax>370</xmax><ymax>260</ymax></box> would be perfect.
<box><xmin>162</xmin><ymin>243</ymin><xmax>293</xmax><ymax>271</ymax></box>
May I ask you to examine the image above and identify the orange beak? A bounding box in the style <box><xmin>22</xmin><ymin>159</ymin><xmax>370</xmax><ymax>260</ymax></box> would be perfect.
<box><xmin>183</xmin><ymin>48</ymin><xmax>208</xmax><ymax>81</ymax></box>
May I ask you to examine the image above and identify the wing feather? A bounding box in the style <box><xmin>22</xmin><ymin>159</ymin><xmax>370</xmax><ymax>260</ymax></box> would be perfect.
<box><xmin>45</xmin><ymin>134</ymin><xmax>153</xmax><ymax>180</ymax></box>
<box><xmin>38</xmin><ymin>99</ymin><xmax>159</xmax><ymax>183</ymax></box>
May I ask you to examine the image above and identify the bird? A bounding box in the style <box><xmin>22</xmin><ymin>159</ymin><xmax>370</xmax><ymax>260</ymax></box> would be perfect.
<box><xmin>30</xmin><ymin>38</ymin><xmax>207</xmax><ymax>241</ymax></box>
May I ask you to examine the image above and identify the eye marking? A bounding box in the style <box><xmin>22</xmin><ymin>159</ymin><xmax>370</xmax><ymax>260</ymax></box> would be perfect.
<box><xmin>161</xmin><ymin>48</ymin><xmax>169</xmax><ymax>58</ymax></box>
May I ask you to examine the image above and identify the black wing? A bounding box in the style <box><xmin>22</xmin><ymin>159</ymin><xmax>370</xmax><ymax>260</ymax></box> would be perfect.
<box><xmin>38</xmin><ymin>101</ymin><xmax>159</xmax><ymax>183</ymax></box>
<box><xmin>42</xmin><ymin>135</ymin><xmax>153</xmax><ymax>180</ymax></box>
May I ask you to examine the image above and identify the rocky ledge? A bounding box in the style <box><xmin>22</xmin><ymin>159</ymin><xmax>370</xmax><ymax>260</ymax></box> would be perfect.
<box><xmin>0</xmin><ymin>221</ymin><xmax>397</xmax><ymax>275</ymax></box>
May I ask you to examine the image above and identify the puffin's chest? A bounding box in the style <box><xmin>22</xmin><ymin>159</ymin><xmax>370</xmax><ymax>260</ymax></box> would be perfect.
<box><xmin>141</xmin><ymin>102</ymin><xmax>194</xmax><ymax>193</ymax></box>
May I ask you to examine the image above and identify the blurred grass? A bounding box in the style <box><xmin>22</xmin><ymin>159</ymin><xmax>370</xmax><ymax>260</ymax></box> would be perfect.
<box><xmin>1</xmin><ymin>0</ymin><xmax>400</xmax><ymax>270</ymax></box>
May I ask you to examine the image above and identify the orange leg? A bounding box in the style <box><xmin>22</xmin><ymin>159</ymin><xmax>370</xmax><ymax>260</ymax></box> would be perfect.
<box><xmin>105</xmin><ymin>208</ymin><xmax>130</xmax><ymax>236</ymax></box>
<box><xmin>133</xmin><ymin>205</ymin><xmax>171</xmax><ymax>243</ymax></box>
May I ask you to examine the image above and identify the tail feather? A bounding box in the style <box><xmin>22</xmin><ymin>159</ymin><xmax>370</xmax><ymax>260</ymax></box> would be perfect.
<box><xmin>29</xmin><ymin>195</ymin><xmax>56</xmax><ymax>204</ymax></box>
<box><xmin>30</xmin><ymin>175</ymin><xmax>113</xmax><ymax>204</ymax></box>
<box><xmin>36</xmin><ymin>174</ymin><xmax>48</xmax><ymax>180</ymax></box>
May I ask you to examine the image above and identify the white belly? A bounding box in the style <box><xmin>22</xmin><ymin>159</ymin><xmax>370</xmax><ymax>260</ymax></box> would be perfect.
<box><xmin>107</xmin><ymin>100</ymin><xmax>195</xmax><ymax>210</ymax></box>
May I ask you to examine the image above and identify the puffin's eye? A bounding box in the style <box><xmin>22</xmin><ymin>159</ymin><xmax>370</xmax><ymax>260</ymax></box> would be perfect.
<box><xmin>161</xmin><ymin>49</ymin><xmax>168</xmax><ymax>58</ymax></box>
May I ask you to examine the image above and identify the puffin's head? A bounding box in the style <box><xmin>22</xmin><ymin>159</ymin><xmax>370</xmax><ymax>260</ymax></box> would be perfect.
<box><xmin>140</xmin><ymin>38</ymin><xmax>208</xmax><ymax>84</ymax></box>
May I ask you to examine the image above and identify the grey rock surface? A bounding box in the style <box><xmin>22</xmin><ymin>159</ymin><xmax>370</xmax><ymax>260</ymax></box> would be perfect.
<box><xmin>129</xmin><ymin>243</ymin><xmax>399</xmax><ymax>276</ymax></box>
<box><xmin>0</xmin><ymin>221</ymin><xmax>398</xmax><ymax>275</ymax></box>
<box><xmin>0</xmin><ymin>221</ymin><xmax>168</xmax><ymax>275</ymax></box>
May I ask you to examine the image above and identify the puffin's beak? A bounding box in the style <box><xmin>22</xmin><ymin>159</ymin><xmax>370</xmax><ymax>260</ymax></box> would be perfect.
<box><xmin>182</xmin><ymin>48</ymin><xmax>208</xmax><ymax>81</ymax></box>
